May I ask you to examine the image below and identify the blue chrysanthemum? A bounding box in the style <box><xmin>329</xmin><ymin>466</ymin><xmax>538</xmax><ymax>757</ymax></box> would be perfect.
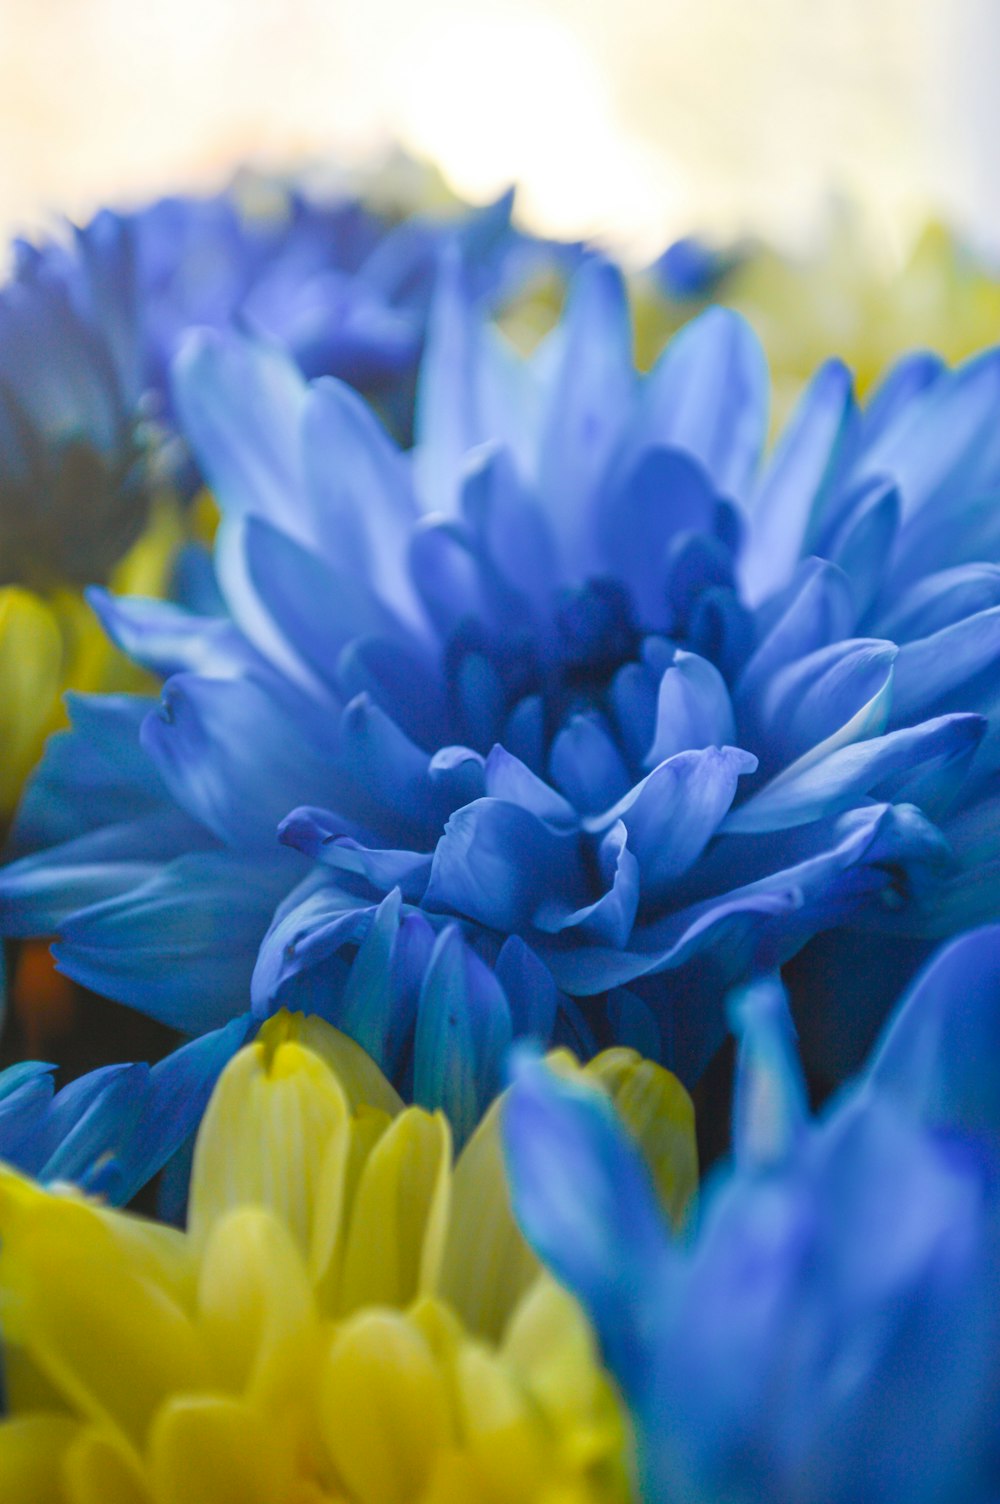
<box><xmin>4</xmin><ymin>256</ymin><xmax>997</xmax><ymax>1134</ymax></box>
<box><xmin>503</xmin><ymin>925</ymin><xmax>1000</xmax><ymax>1504</ymax></box>
<box><xmin>0</xmin><ymin>213</ymin><xmax>161</xmax><ymax>588</ymax></box>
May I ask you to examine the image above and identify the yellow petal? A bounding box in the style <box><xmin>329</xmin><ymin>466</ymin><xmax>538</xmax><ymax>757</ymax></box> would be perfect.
<box><xmin>336</xmin><ymin>1108</ymin><xmax>452</xmax><ymax>1315</ymax></box>
<box><xmin>0</xmin><ymin>1414</ymin><xmax>78</xmax><ymax>1504</ymax></box>
<box><xmin>148</xmin><ymin>1395</ymin><xmax>292</xmax><ymax>1504</ymax></box>
<box><xmin>309</xmin><ymin>1103</ymin><xmax>391</xmax><ymax>1301</ymax></box>
<box><xmin>110</xmin><ymin>494</ymin><xmax>185</xmax><ymax>601</ymax></box>
<box><xmin>439</xmin><ymin>1092</ymin><xmax>541</xmax><ymax>1343</ymax></box>
<box><xmin>63</xmin><ymin>1427</ymin><xmax>153</xmax><ymax>1504</ymax></box>
<box><xmin>188</xmin><ymin>1035</ymin><xmax>350</xmax><ymax>1259</ymax></box>
<box><xmin>501</xmin><ymin>1279</ymin><xmax>606</xmax><ymax>1433</ymax></box>
<box><xmin>283</xmin><ymin>1012</ymin><xmax>404</xmax><ymax>1117</ymax></box>
<box><xmin>452</xmin><ymin>1343</ymin><xmax>548</xmax><ymax>1503</ymax></box>
<box><xmin>0</xmin><ymin>588</ymin><xmax>62</xmax><ymax>816</ymax></box>
<box><xmin>318</xmin><ymin>1309</ymin><xmax>453</xmax><ymax>1504</ymax></box>
<box><xmin>5</xmin><ymin>1202</ymin><xmax>210</xmax><ymax>1448</ymax></box>
<box><xmin>198</xmin><ymin>1207</ymin><xmax>316</xmax><ymax>1393</ymax></box>
<box><xmin>583</xmin><ymin>1050</ymin><xmax>698</xmax><ymax>1230</ymax></box>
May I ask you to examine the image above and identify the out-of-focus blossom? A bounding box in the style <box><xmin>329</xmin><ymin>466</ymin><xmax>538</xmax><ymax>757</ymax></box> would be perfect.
<box><xmin>504</xmin><ymin>925</ymin><xmax>1000</xmax><ymax>1504</ymax></box>
<box><xmin>638</xmin><ymin>211</ymin><xmax>1000</xmax><ymax>425</ymax></box>
<box><xmin>0</xmin><ymin>169</ymin><xmax>574</xmax><ymax>828</ymax></box>
<box><xmin>0</xmin><ymin>216</ymin><xmax>182</xmax><ymax>823</ymax></box>
<box><xmin>6</xmin><ymin>252</ymin><xmax>999</xmax><ymax>1127</ymax></box>
<box><xmin>0</xmin><ymin>1010</ymin><xmax>697</xmax><ymax>1502</ymax></box>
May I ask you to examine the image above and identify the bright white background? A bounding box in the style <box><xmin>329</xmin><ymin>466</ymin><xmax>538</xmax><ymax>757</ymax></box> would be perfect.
<box><xmin>0</xmin><ymin>0</ymin><xmax>993</xmax><ymax>258</ymax></box>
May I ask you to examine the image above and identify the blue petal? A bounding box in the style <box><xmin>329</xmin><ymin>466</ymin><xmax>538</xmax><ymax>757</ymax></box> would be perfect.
<box><xmin>728</xmin><ymin>976</ymin><xmax>809</xmax><ymax>1170</ymax></box>
<box><xmin>549</xmin><ymin>714</ymin><xmax>632</xmax><ymax>814</ymax></box>
<box><xmin>484</xmin><ymin>745</ymin><xmax>578</xmax><ymax>827</ymax></box>
<box><xmin>111</xmin><ymin>1014</ymin><xmax>255</xmax><ymax>1202</ymax></box>
<box><xmin>301</xmin><ymin>376</ymin><xmax>422</xmax><ymax>626</ymax></box>
<box><xmin>864</xmin><ymin>924</ymin><xmax>1000</xmax><ymax>1143</ymax></box>
<box><xmin>7</xmin><ymin>694</ymin><xmax>168</xmax><ymax>857</ymax></box>
<box><xmin>38</xmin><ymin>1063</ymin><xmax>148</xmax><ymax>1184</ymax></box>
<box><xmin>823</xmin><ymin>478</ymin><xmax>901</xmax><ymax>621</ymax></box>
<box><xmin>54</xmin><ymin>852</ymin><xmax>297</xmax><ymax>1030</ymax></box>
<box><xmin>423</xmin><ymin>797</ymin><xmax>585</xmax><ymax>932</ymax></box>
<box><xmin>876</xmin><ymin>564</ymin><xmax>1000</xmax><ymax>644</ymax></box>
<box><xmin>724</xmin><ymin>714</ymin><xmax>984</xmax><ymax>834</ymax></box>
<box><xmin>413</xmin><ymin>248</ymin><xmax>483</xmax><ymax>515</ymax></box>
<box><xmin>502</xmin><ymin>1051</ymin><xmax>671</xmax><ymax>1380</ymax></box>
<box><xmin>141</xmin><ymin>672</ymin><xmax>336</xmax><ymax>852</ymax></box>
<box><xmin>590</xmin><ymin>746</ymin><xmax>756</xmax><ymax>902</ymax></box>
<box><xmin>620</xmin><ymin>308</ymin><xmax>768</xmax><ymax>500</ymax></box>
<box><xmin>851</xmin><ymin>348</ymin><xmax>1000</xmax><ymax>520</ymax></box>
<box><xmin>742</xmin><ymin>359</ymin><xmax>855</xmax><ymax>604</ymax></box>
<box><xmin>534</xmin><ymin>819</ymin><xmax>640</xmax><ymax>947</ymax></box>
<box><xmin>598</xmin><ymin>447</ymin><xmax>719</xmax><ymax>629</ymax></box>
<box><xmin>250</xmin><ymin>872</ymin><xmax>377</xmax><ymax>1011</ymax></box>
<box><xmin>171</xmin><ymin>326</ymin><xmax>307</xmax><ymax>531</ymax></box>
<box><xmin>644</xmin><ymin>650</ymin><xmax>736</xmax><ymax>768</ymax></box>
<box><xmin>413</xmin><ymin>925</ymin><xmax>512</xmax><ymax>1143</ymax></box>
<box><xmin>890</xmin><ymin>605</ymin><xmax>1000</xmax><ymax>723</ymax></box>
<box><xmin>537</xmin><ymin>258</ymin><xmax>635</xmax><ymax>575</ymax></box>
<box><xmin>754</xmin><ymin>637</ymin><xmax>896</xmax><ymax>774</ymax></box>
<box><xmin>279</xmin><ymin>808</ymin><xmax>432</xmax><ymax>901</ymax></box>
<box><xmin>86</xmin><ymin>588</ymin><xmax>257</xmax><ymax>681</ymax></box>
<box><xmin>328</xmin><ymin>889</ymin><xmax>420</xmax><ymax>1078</ymax></box>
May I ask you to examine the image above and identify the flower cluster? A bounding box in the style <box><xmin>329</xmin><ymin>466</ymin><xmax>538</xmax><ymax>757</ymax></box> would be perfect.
<box><xmin>2</xmin><ymin>165</ymin><xmax>1000</xmax><ymax>1504</ymax></box>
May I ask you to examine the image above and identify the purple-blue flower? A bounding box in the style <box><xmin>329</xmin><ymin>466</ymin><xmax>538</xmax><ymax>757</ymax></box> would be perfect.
<box><xmin>3</xmin><ymin>254</ymin><xmax>998</xmax><ymax>1134</ymax></box>
<box><xmin>503</xmin><ymin>925</ymin><xmax>1000</xmax><ymax>1503</ymax></box>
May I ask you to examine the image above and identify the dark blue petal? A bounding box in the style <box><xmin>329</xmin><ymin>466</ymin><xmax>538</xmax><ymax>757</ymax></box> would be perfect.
<box><xmin>534</xmin><ymin>819</ymin><xmax>639</xmax><ymax>947</ymax></box>
<box><xmin>494</xmin><ymin>935</ymin><xmax>559</xmax><ymax>1043</ymax></box>
<box><xmin>413</xmin><ymin>925</ymin><xmax>512</xmax><ymax>1142</ymax></box>
<box><xmin>424</xmin><ymin>797</ymin><xmax>585</xmax><ymax>932</ymax></box>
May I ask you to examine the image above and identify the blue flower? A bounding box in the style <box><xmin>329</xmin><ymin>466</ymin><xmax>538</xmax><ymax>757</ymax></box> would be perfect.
<box><xmin>2</xmin><ymin>257</ymin><xmax>994</xmax><ymax>1134</ymax></box>
<box><xmin>80</xmin><ymin>180</ymin><xmax>574</xmax><ymax>449</ymax></box>
<box><xmin>0</xmin><ymin>1013</ymin><xmax>251</xmax><ymax>1211</ymax></box>
<box><xmin>503</xmin><ymin>925</ymin><xmax>1000</xmax><ymax>1504</ymax></box>
<box><xmin>0</xmin><ymin>214</ymin><xmax>158</xmax><ymax>588</ymax></box>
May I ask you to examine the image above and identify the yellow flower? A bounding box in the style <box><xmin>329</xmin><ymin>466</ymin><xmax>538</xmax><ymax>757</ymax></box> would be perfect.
<box><xmin>0</xmin><ymin>1012</ymin><xmax>697</xmax><ymax>1503</ymax></box>
<box><xmin>0</xmin><ymin>496</ymin><xmax>184</xmax><ymax>824</ymax></box>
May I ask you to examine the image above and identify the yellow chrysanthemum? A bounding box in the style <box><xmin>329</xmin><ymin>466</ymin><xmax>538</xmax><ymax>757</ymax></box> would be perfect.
<box><xmin>0</xmin><ymin>1011</ymin><xmax>697</xmax><ymax>1504</ymax></box>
